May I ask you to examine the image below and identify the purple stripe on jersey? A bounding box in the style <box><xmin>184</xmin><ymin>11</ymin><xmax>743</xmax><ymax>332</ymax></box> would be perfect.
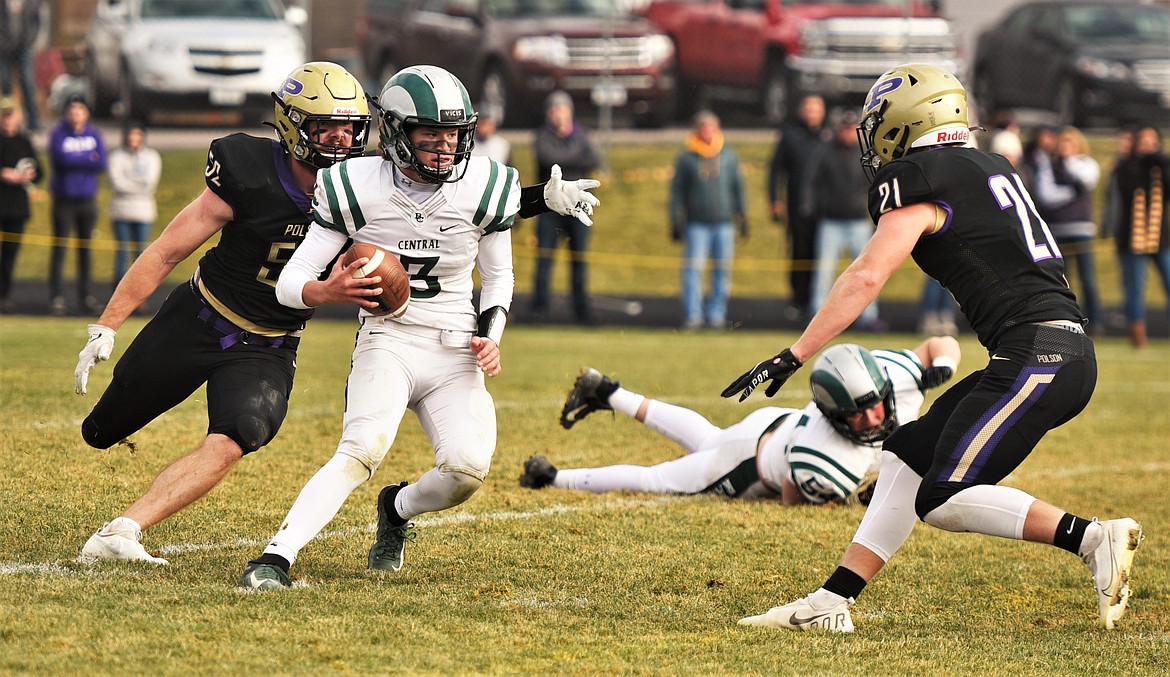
<box><xmin>942</xmin><ymin>365</ymin><xmax>1059</xmax><ymax>483</ymax></box>
<box><xmin>271</xmin><ymin>140</ymin><xmax>312</xmax><ymax>215</ymax></box>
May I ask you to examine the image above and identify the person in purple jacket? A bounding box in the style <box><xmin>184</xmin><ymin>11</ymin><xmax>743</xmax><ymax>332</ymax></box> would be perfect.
<box><xmin>48</xmin><ymin>94</ymin><xmax>107</xmax><ymax>315</ymax></box>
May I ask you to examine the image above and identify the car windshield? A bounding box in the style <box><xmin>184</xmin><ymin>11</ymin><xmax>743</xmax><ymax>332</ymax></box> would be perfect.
<box><xmin>486</xmin><ymin>0</ymin><xmax>619</xmax><ymax>18</ymax></box>
<box><xmin>139</xmin><ymin>0</ymin><xmax>280</xmax><ymax>19</ymax></box>
<box><xmin>1064</xmin><ymin>6</ymin><xmax>1170</xmax><ymax>41</ymax></box>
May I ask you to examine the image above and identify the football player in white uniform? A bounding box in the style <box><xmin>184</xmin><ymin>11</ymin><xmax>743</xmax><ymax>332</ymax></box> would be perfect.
<box><xmin>238</xmin><ymin>66</ymin><xmax>600</xmax><ymax>590</ymax></box>
<box><xmin>520</xmin><ymin>339</ymin><xmax>961</xmax><ymax>504</ymax></box>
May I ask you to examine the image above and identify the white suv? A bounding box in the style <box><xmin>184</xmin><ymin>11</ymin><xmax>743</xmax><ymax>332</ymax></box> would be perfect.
<box><xmin>85</xmin><ymin>0</ymin><xmax>307</xmax><ymax>122</ymax></box>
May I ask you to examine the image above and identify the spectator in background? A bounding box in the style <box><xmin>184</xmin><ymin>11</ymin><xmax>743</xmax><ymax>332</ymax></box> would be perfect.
<box><xmin>669</xmin><ymin>110</ymin><xmax>747</xmax><ymax>330</ymax></box>
<box><xmin>1031</xmin><ymin>126</ymin><xmax>1103</xmax><ymax>335</ymax></box>
<box><xmin>0</xmin><ymin>0</ymin><xmax>43</xmax><ymax>131</ymax></box>
<box><xmin>1111</xmin><ymin>125</ymin><xmax>1170</xmax><ymax>348</ymax></box>
<box><xmin>0</xmin><ymin>95</ymin><xmax>41</xmax><ymax>313</ymax></box>
<box><xmin>531</xmin><ymin>90</ymin><xmax>601</xmax><ymax>324</ymax></box>
<box><xmin>987</xmin><ymin>111</ymin><xmax>1023</xmax><ymax>168</ymax></box>
<box><xmin>471</xmin><ymin>103</ymin><xmax>511</xmax><ymax>165</ymax></box>
<box><xmin>108</xmin><ymin>120</ymin><xmax>162</xmax><ymax>287</ymax></box>
<box><xmin>918</xmin><ymin>278</ymin><xmax>959</xmax><ymax>337</ymax></box>
<box><xmin>809</xmin><ymin>111</ymin><xmax>882</xmax><ymax>332</ymax></box>
<box><xmin>1101</xmin><ymin>126</ymin><xmax>1136</xmax><ymax>241</ymax></box>
<box><xmin>1020</xmin><ymin>125</ymin><xmax>1058</xmax><ymax>194</ymax></box>
<box><xmin>48</xmin><ymin>94</ymin><xmax>107</xmax><ymax>316</ymax></box>
<box><xmin>768</xmin><ymin>94</ymin><xmax>829</xmax><ymax>320</ymax></box>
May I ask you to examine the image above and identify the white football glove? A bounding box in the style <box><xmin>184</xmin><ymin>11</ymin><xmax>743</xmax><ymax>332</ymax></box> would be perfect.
<box><xmin>75</xmin><ymin>324</ymin><xmax>116</xmax><ymax>395</ymax></box>
<box><xmin>543</xmin><ymin>164</ymin><xmax>601</xmax><ymax>226</ymax></box>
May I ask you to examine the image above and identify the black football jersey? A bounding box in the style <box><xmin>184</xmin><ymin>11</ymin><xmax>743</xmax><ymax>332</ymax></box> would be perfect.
<box><xmin>196</xmin><ymin>134</ymin><xmax>315</xmax><ymax>332</ymax></box>
<box><xmin>868</xmin><ymin>147</ymin><xmax>1082</xmax><ymax>348</ymax></box>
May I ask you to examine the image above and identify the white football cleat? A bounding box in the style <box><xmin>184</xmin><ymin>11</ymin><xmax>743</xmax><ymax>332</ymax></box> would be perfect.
<box><xmin>738</xmin><ymin>593</ymin><xmax>855</xmax><ymax>633</ymax></box>
<box><xmin>79</xmin><ymin>517</ymin><xmax>169</xmax><ymax>565</ymax></box>
<box><xmin>1082</xmin><ymin>517</ymin><xmax>1143</xmax><ymax>630</ymax></box>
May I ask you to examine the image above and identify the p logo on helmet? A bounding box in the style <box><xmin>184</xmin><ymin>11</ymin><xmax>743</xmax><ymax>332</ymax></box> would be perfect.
<box><xmin>280</xmin><ymin>77</ymin><xmax>305</xmax><ymax>99</ymax></box>
<box><xmin>866</xmin><ymin>76</ymin><xmax>903</xmax><ymax>113</ymax></box>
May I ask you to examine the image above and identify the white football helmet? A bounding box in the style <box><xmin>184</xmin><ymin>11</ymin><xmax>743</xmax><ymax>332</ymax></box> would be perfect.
<box><xmin>272</xmin><ymin>62</ymin><xmax>371</xmax><ymax>169</ymax></box>
<box><xmin>374</xmin><ymin>65</ymin><xmax>478</xmax><ymax>183</ymax></box>
<box><xmin>809</xmin><ymin>344</ymin><xmax>897</xmax><ymax>444</ymax></box>
<box><xmin>857</xmin><ymin>63</ymin><xmax>971</xmax><ymax>180</ymax></box>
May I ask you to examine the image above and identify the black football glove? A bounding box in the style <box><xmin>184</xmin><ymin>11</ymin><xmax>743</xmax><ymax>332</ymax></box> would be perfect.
<box><xmin>922</xmin><ymin>365</ymin><xmax>954</xmax><ymax>389</ymax></box>
<box><xmin>721</xmin><ymin>348</ymin><xmax>803</xmax><ymax>402</ymax></box>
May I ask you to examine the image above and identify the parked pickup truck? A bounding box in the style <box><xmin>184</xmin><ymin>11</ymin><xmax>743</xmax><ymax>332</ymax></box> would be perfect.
<box><xmin>641</xmin><ymin>0</ymin><xmax>964</xmax><ymax>124</ymax></box>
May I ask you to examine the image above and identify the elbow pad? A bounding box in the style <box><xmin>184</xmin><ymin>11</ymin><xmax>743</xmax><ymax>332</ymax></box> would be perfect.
<box><xmin>476</xmin><ymin>306</ymin><xmax>508</xmax><ymax>345</ymax></box>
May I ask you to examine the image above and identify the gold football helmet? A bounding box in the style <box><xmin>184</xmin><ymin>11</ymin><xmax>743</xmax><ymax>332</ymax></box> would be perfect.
<box><xmin>272</xmin><ymin>62</ymin><xmax>371</xmax><ymax>169</ymax></box>
<box><xmin>857</xmin><ymin>63</ymin><xmax>971</xmax><ymax>179</ymax></box>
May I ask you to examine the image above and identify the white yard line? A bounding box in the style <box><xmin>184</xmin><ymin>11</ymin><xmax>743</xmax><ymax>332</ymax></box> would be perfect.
<box><xmin>0</xmin><ymin>496</ymin><xmax>682</xmax><ymax>576</ymax></box>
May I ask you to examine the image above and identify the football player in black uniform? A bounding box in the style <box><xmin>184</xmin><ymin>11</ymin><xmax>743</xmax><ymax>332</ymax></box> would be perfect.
<box><xmin>724</xmin><ymin>64</ymin><xmax>1143</xmax><ymax>632</ymax></box>
<box><xmin>72</xmin><ymin>62</ymin><xmax>379</xmax><ymax>564</ymax></box>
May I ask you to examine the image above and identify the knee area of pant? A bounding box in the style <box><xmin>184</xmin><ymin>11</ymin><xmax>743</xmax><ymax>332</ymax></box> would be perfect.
<box><xmin>81</xmin><ymin>416</ymin><xmax>115</xmax><ymax>449</ymax></box>
<box><xmin>915</xmin><ymin>482</ymin><xmax>965</xmax><ymax>522</ymax></box>
<box><xmin>231</xmin><ymin>414</ymin><xmax>274</xmax><ymax>454</ymax></box>
<box><xmin>441</xmin><ymin>466</ymin><xmax>484</xmax><ymax>503</ymax></box>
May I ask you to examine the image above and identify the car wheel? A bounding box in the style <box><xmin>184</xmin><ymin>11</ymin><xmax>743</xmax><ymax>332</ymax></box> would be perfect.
<box><xmin>480</xmin><ymin>64</ymin><xmax>512</xmax><ymax>127</ymax></box>
<box><xmin>761</xmin><ymin>58</ymin><xmax>789</xmax><ymax>126</ymax></box>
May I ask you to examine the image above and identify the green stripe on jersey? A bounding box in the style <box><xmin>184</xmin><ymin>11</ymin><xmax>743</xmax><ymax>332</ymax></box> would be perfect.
<box><xmin>473</xmin><ymin>161</ymin><xmax>499</xmax><ymax>227</ymax></box>
<box><xmin>338</xmin><ymin>162</ymin><xmax>366</xmax><ymax>231</ymax></box>
<box><xmin>789</xmin><ymin>461</ymin><xmax>851</xmax><ymax>498</ymax></box>
<box><xmin>485</xmin><ymin>166</ymin><xmax>518</xmax><ymax>233</ymax></box>
<box><xmin>788</xmin><ymin>446</ymin><xmax>863</xmax><ymax>485</ymax></box>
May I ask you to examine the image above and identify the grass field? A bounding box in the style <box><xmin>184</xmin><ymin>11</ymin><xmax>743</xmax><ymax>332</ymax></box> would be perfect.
<box><xmin>1</xmin><ymin>317</ymin><xmax>1168</xmax><ymax>675</ymax></box>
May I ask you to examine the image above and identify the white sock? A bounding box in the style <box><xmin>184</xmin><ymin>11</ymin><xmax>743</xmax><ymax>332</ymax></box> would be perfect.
<box><xmin>608</xmin><ymin>387</ymin><xmax>644</xmax><ymax>418</ymax></box>
<box><xmin>102</xmin><ymin>516</ymin><xmax>142</xmax><ymax>536</ymax></box>
<box><xmin>554</xmin><ymin>465</ymin><xmax>656</xmax><ymax>493</ymax></box>
<box><xmin>264</xmin><ymin>454</ymin><xmax>370</xmax><ymax>565</ymax></box>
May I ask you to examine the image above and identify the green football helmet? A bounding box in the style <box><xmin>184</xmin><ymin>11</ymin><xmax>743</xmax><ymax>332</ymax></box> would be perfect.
<box><xmin>272</xmin><ymin>62</ymin><xmax>371</xmax><ymax>169</ymax></box>
<box><xmin>858</xmin><ymin>63</ymin><xmax>971</xmax><ymax>180</ymax></box>
<box><xmin>374</xmin><ymin>65</ymin><xmax>478</xmax><ymax>183</ymax></box>
<box><xmin>809</xmin><ymin>344</ymin><xmax>897</xmax><ymax>445</ymax></box>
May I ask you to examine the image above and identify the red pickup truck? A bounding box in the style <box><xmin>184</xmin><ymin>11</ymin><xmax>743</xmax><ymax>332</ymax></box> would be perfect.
<box><xmin>641</xmin><ymin>0</ymin><xmax>964</xmax><ymax>124</ymax></box>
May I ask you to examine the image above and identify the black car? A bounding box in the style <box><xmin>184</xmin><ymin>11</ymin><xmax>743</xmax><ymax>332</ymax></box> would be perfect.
<box><xmin>973</xmin><ymin>1</ymin><xmax>1170</xmax><ymax>127</ymax></box>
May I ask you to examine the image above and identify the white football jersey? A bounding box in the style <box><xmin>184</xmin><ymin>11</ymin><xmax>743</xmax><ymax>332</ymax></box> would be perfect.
<box><xmin>312</xmin><ymin>155</ymin><xmax>520</xmax><ymax>331</ymax></box>
<box><xmin>757</xmin><ymin>348</ymin><xmax>928</xmax><ymax>503</ymax></box>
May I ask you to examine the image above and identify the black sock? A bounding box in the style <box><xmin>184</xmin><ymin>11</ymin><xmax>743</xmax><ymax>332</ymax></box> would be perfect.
<box><xmin>822</xmin><ymin>566</ymin><xmax>867</xmax><ymax>601</ymax></box>
<box><xmin>251</xmin><ymin>553</ymin><xmax>291</xmax><ymax>573</ymax></box>
<box><xmin>1053</xmin><ymin>513</ymin><xmax>1091</xmax><ymax>555</ymax></box>
<box><xmin>382</xmin><ymin>482</ymin><xmax>409</xmax><ymax>526</ymax></box>
<box><xmin>597</xmin><ymin>378</ymin><xmax>620</xmax><ymax>402</ymax></box>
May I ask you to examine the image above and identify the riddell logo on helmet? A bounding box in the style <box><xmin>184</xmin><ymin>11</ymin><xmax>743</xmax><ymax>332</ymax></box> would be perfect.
<box><xmin>333</xmin><ymin>107</ymin><xmax>360</xmax><ymax>115</ymax></box>
<box><xmin>934</xmin><ymin>129</ymin><xmax>969</xmax><ymax>144</ymax></box>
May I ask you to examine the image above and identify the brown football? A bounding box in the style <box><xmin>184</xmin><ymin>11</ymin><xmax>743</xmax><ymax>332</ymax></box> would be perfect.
<box><xmin>341</xmin><ymin>242</ymin><xmax>410</xmax><ymax>317</ymax></box>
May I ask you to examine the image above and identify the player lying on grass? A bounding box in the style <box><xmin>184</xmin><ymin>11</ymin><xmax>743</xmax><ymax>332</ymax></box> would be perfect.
<box><xmin>520</xmin><ymin>338</ymin><xmax>960</xmax><ymax>505</ymax></box>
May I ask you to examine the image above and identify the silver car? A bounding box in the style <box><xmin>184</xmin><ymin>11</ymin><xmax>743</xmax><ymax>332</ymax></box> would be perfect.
<box><xmin>85</xmin><ymin>0</ymin><xmax>307</xmax><ymax>121</ymax></box>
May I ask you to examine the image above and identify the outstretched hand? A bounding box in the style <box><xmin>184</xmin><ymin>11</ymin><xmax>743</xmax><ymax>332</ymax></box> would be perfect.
<box><xmin>720</xmin><ymin>348</ymin><xmax>803</xmax><ymax>402</ymax></box>
<box><xmin>544</xmin><ymin>164</ymin><xmax>601</xmax><ymax>226</ymax></box>
<box><xmin>75</xmin><ymin>324</ymin><xmax>116</xmax><ymax>395</ymax></box>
